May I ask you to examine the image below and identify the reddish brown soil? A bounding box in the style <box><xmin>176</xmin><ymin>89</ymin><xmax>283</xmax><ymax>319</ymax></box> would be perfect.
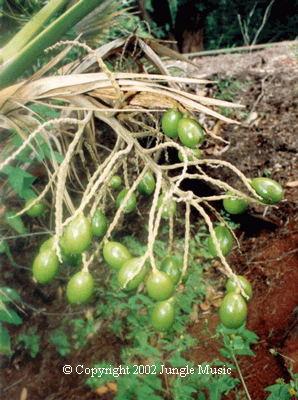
<box><xmin>188</xmin><ymin>219</ymin><xmax>298</xmax><ymax>399</ymax></box>
<box><xmin>186</xmin><ymin>40</ymin><xmax>298</xmax><ymax>399</ymax></box>
<box><xmin>2</xmin><ymin>41</ymin><xmax>298</xmax><ymax>399</ymax></box>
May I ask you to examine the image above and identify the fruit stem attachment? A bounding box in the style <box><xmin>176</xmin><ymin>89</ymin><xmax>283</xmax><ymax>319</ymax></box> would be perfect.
<box><xmin>82</xmin><ymin>253</ymin><xmax>89</xmax><ymax>273</ymax></box>
<box><xmin>232</xmin><ymin>274</ymin><xmax>249</xmax><ymax>301</ymax></box>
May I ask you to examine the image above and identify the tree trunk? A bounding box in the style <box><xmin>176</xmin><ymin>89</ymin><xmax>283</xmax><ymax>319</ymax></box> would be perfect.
<box><xmin>136</xmin><ymin>0</ymin><xmax>210</xmax><ymax>53</ymax></box>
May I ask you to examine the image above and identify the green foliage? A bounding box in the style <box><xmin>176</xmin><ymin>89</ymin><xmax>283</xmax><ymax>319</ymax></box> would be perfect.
<box><xmin>16</xmin><ymin>326</ymin><xmax>40</xmax><ymax>358</ymax></box>
<box><xmin>1</xmin><ymin>165</ymin><xmax>36</xmax><ymax>200</ymax></box>
<box><xmin>84</xmin><ymin>231</ymin><xmax>245</xmax><ymax>399</ymax></box>
<box><xmin>136</xmin><ymin>0</ymin><xmax>298</xmax><ymax>49</ymax></box>
<box><xmin>86</xmin><ymin>360</ymin><xmax>165</xmax><ymax>400</ymax></box>
<box><xmin>46</xmin><ymin>316</ymin><xmax>98</xmax><ymax>356</ymax></box>
<box><xmin>0</xmin><ymin>287</ymin><xmax>22</xmax><ymax>302</ymax></box>
<box><xmin>0</xmin><ymin>324</ymin><xmax>11</xmax><ymax>356</ymax></box>
<box><xmin>0</xmin><ymin>0</ymin><xmax>111</xmax><ymax>89</ymax></box>
<box><xmin>71</xmin><ymin>317</ymin><xmax>96</xmax><ymax>349</ymax></box>
<box><xmin>215</xmin><ymin>78</ymin><xmax>243</xmax><ymax>117</ymax></box>
<box><xmin>265</xmin><ymin>383</ymin><xmax>292</xmax><ymax>400</ymax></box>
<box><xmin>0</xmin><ymin>287</ymin><xmax>23</xmax><ymax>355</ymax></box>
<box><xmin>199</xmin><ymin>363</ymin><xmax>239</xmax><ymax>400</ymax></box>
<box><xmin>0</xmin><ymin>124</ymin><xmax>63</xmax><ymax>202</ymax></box>
<box><xmin>217</xmin><ymin>324</ymin><xmax>259</xmax><ymax>359</ymax></box>
<box><xmin>265</xmin><ymin>360</ymin><xmax>298</xmax><ymax>399</ymax></box>
<box><xmin>49</xmin><ymin>329</ymin><xmax>71</xmax><ymax>356</ymax></box>
<box><xmin>116</xmin><ymin>368</ymin><xmax>165</xmax><ymax>400</ymax></box>
<box><xmin>4</xmin><ymin>211</ymin><xmax>27</xmax><ymax>235</ymax></box>
<box><xmin>167</xmin><ymin>0</ymin><xmax>179</xmax><ymax>28</ymax></box>
<box><xmin>0</xmin><ymin>307</ymin><xmax>22</xmax><ymax>325</ymax></box>
<box><xmin>97</xmin><ymin>231</ymin><xmax>207</xmax><ymax>338</ymax></box>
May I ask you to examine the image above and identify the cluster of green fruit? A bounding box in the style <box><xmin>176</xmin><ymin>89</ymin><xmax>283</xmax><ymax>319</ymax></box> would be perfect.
<box><xmin>102</xmin><ymin>240</ymin><xmax>188</xmax><ymax>332</ymax></box>
<box><xmin>161</xmin><ymin>108</ymin><xmax>204</xmax><ymax>161</ymax></box>
<box><xmin>206</xmin><ymin>177</ymin><xmax>284</xmax><ymax>258</ymax></box>
<box><xmin>28</xmin><ymin>108</ymin><xmax>284</xmax><ymax>332</ymax></box>
<box><xmin>110</xmin><ymin>171</ymin><xmax>177</xmax><ymax>219</ymax></box>
<box><xmin>221</xmin><ymin>176</ymin><xmax>284</xmax><ymax>216</ymax></box>
<box><xmin>31</xmin><ymin>172</ymin><xmax>177</xmax><ymax>310</ymax></box>
<box><xmin>219</xmin><ymin>275</ymin><xmax>253</xmax><ymax>329</ymax></box>
<box><xmin>205</xmin><ymin>178</ymin><xmax>283</xmax><ymax>329</ymax></box>
<box><xmin>109</xmin><ymin>170</ymin><xmax>156</xmax><ymax>213</ymax></box>
<box><xmin>32</xmin><ymin>211</ymin><xmax>107</xmax><ymax>304</ymax></box>
<box><xmin>160</xmin><ymin>108</ymin><xmax>284</xmax><ymax>331</ymax></box>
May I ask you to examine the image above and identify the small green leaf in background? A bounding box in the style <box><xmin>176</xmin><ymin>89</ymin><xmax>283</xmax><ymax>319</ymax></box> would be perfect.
<box><xmin>8</xmin><ymin>167</ymin><xmax>36</xmax><ymax>199</ymax></box>
<box><xmin>167</xmin><ymin>353</ymin><xmax>191</xmax><ymax>367</ymax></box>
<box><xmin>40</xmin><ymin>143</ymin><xmax>64</xmax><ymax>164</ymax></box>
<box><xmin>0</xmin><ymin>287</ymin><xmax>22</xmax><ymax>302</ymax></box>
<box><xmin>208</xmin><ymin>374</ymin><xmax>239</xmax><ymax>400</ymax></box>
<box><xmin>0</xmin><ymin>306</ymin><xmax>22</xmax><ymax>325</ymax></box>
<box><xmin>49</xmin><ymin>330</ymin><xmax>71</xmax><ymax>356</ymax></box>
<box><xmin>28</xmin><ymin>104</ymin><xmax>61</xmax><ymax>120</ymax></box>
<box><xmin>16</xmin><ymin>327</ymin><xmax>40</xmax><ymax>358</ymax></box>
<box><xmin>13</xmin><ymin>135</ymin><xmax>32</xmax><ymax>163</ymax></box>
<box><xmin>264</xmin><ymin>384</ymin><xmax>291</xmax><ymax>400</ymax></box>
<box><xmin>4</xmin><ymin>211</ymin><xmax>27</xmax><ymax>234</ymax></box>
<box><xmin>172</xmin><ymin>376</ymin><xmax>197</xmax><ymax>399</ymax></box>
<box><xmin>0</xmin><ymin>239</ymin><xmax>8</xmax><ymax>254</ymax></box>
<box><xmin>168</xmin><ymin>0</ymin><xmax>179</xmax><ymax>27</ymax></box>
<box><xmin>86</xmin><ymin>361</ymin><xmax>118</xmax><ymax>388</ymax></box>
<box><xmin>0</xmin><ymin>323</ymin><xmax>12</xmax><ymax>355</ymax></box>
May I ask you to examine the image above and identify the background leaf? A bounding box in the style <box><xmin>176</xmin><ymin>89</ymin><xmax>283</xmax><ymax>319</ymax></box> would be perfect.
<box><xmin>0</xmin><ymin>307</ymin><xmax>22</xmax><ymax>325</ymax></box>
<box><xmin>0</xmin><ymin>287</ymin><xmax>22</xmax><ymax>302</ymax></box>
<box><xmin>0</xmin><ymin>324</ymin><xmax>11</xmax><ymax>355</ymax></box>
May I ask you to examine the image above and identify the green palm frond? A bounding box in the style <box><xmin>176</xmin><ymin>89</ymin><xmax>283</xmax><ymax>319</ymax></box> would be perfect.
<box><xmin>73</xmin><ymin>0</ymin><xmax>125</xmax><ymax>47</ymax></box>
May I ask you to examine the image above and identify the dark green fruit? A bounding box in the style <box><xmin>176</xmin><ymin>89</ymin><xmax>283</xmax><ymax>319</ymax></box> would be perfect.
<box><xmin>177</xmin><ymin>118</ymin><xmax>204</xmax><ymax>149</ymax></box>
<box><xmin>118</xmin><ymin>257</ymin><xmax>147</xmax><ymax>291</ymax></box>
<box><xmin>33</xmin><ymin>249</ymin><xmax>59</xmax><ymax>283</ymax></box>
<box><xmin>91</xmin><ymin>209</ymin><xmax>108</xmax><ymax>237</ymax></box>
<box><xmin>25</xmin><ymin>198</ymin><xmax>45</xmax><ymax>217</ymax></box>
<box><xmin>157</xmin><ymin>194</ymin><xmax>177</xmax><ymax>219</ymax></box>
<box><xmin>63</xmin><ymin>214</ymin><xmax>92</xmax><ymax>254</ymax></box>
<box><xmin>103</xmin><ymin>241</ymin><xmax>132</xmax><ymax>270</ymax></box>
<box><xmin>146</xmin><ymin>271</ymin><xmax>174</xmax><ymax>301</ymax></box>
<box><xmin>161</xmin><ymin>109</ymin><xmax>183</xmax><ymax>138</ymax></box>
<box><xmin>223</xmin><ymin>191</ymin><xmax>248</xmax><ymax>214</ymax></box>
<box><xmin>137</xmin><ymin>171</ymin><xmax>156</xmax><ymax>196</ymax></box>
<box><xmin>151</xmin><ymin>300</ymin><xmax>175</xmax><ymax>332</ymax></box>
<box><xmin>109</xmin><ymin>175</ymin><xmax>122</xmax><ymax>189</ymax></box>
<box><xmin>160</xmin><ymin>257</ymin><xmax>181</xmax><ymax>285</ymax></box>
<box><xmin>250</xmin><ymin>177</ymin><xmax>283</xmax><ymax>205</ymax></box>
<box><xmin>226</xmin><ymin>275</ymin><xmax>253</xmax><ymax>303</ymax></box>
<box><xmin>66</xmin><ymin>271</ymin><xmax>94</xmax><ymax>304</ymax></box>
<box><xmin>208</xmin><ymin>226</ymin><xmax>233</xmax><ymax>257</ymax></box>
<box><xmin>116</xmin><ymin>189</ymin><xmax>137</xmax><ymax>213</ymax></box>
<box><xmin>219</xmin><ymin>292</ymin><xmax>247</xmax><ymax>329</ymax></box>
<box><xmin>178</xmin><ymin>148</ymin><xmax>201</xmax><ymax>162</ymax></box>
